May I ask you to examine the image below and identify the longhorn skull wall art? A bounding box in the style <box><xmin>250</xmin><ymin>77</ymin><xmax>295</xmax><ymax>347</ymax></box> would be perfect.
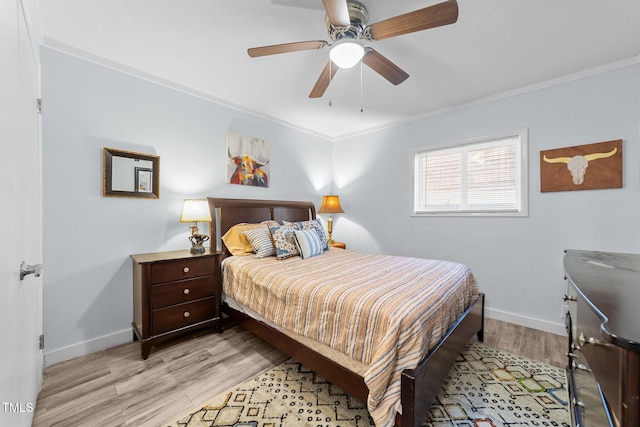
<box><xmin>226</xmin><ymin>130</ymin><xmax>271</xmax><ymax>187</ymax></box>
<box><xmin>540</xmin><ymin>139</ymin><xmax>622</xmax><ymax>192</ymax></box>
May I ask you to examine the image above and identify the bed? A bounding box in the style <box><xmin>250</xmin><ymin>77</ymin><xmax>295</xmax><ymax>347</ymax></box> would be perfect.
<box><xmin>207</xmin><ymin>197</ymin><xmax>485</xmax><ymax>427</ymax></box>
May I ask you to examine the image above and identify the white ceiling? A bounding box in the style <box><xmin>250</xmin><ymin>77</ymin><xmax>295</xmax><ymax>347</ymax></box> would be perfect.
<box><xmin>38</xmin><ymin>0</ymin><xmax>640</xmax><ymax>140</ymax></box>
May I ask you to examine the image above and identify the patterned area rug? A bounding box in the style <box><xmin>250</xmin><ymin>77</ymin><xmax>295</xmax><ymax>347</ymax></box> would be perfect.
<box><xmin>166</xmin><ymin>342</ymin><xmax>569</xmax><ymax>427</ymax></box>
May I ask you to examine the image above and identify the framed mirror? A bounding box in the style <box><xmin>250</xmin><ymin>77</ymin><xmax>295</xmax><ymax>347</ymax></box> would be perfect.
<box><xmin>103</xmin><ymin>148</ymin><xmax>160</xmax><ymax>198</ymax></box>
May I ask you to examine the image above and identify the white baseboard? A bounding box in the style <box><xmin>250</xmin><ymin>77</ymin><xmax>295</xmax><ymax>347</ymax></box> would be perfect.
<box><xmin>43</xmin><ymin>309</ymin><xmax>565</xmax><ymax>366</ymax></box>
<box><xmin>485</xmin><ymin>307</ymin><xmax>567</xmax><ymax>336</ymax></box>
<box><xmin>44</xmin><ymin>328</ymin><xmax>133</xmax><ymax>366</ymax></box>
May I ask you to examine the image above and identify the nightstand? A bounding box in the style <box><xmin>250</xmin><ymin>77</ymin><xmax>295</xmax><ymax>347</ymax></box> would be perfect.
<box><xmin>130</xmin><ymin>249</ymin><xmax>222</xmax><ymax>359</ymax></box>
<box><xmin>329</xmin><ymin>241</ymin><xmax>346</xmax><ymax>249</ymax></box>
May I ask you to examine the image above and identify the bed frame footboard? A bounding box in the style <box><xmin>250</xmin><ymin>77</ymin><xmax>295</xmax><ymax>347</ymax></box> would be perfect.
<box><xmin>400</xmin><ymin>292</ymin><xmax>485</xmax><ymax>426</ymax></box>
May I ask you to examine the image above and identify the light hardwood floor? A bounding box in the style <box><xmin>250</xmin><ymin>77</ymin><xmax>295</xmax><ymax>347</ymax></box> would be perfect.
<box><xmin>33</xmin><ymin>317</ymin><xmax>566</xmax><ymax>427</ymax></box>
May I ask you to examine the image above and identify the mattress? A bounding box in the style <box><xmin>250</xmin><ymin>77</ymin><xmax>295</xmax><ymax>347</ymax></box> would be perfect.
<box><xmin>222</xmin><ymin>248</ymin><xmax>478</xmax><ymax>427</ymax></box>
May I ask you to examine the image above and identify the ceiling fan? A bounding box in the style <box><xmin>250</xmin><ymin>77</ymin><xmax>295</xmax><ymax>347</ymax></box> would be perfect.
<box><xmin>247</xmin><ymin>0</ymin><xmax>459</xmax><ymax>98</ymax></box>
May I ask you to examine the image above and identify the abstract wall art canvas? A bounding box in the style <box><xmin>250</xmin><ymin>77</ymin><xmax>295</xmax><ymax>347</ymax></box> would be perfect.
<box><xmin>226</xmin><ymin>130</ymin><xmax>271</xmax><ymax>187</ymax></box>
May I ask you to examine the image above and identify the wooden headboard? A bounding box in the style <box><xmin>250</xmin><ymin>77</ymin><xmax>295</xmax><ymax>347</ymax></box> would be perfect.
<box><xmin>207</xmin><ymin>197</ymin><xmax>316</xmax><ymax>254</ymax></box>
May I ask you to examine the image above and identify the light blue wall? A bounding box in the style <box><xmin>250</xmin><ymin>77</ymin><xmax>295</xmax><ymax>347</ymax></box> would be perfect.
<box><xmin>42</xmin><ymin>45</ymin><xmax>640</xmax><ymax>363</ymax></box>
<box><xmin>333</xmin><ymin>64</ymin><xmax>640</xmax><ymax>331</ymax></box>
<box><xmin>41</xmin><ymin>47</ymin><xmax>332</xmax><ymax>361</ymax></box>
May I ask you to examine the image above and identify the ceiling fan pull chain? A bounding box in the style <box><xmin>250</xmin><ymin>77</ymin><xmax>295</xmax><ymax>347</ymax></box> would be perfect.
<box><xmin>360</xmin><ymin>59</ymin><xmax>364</xmax><ymax>112</ymax></box>
<box><xmin>329</xmin><ymin>60</ymin><xmax>333</xmax><ymax>107</ymax></box>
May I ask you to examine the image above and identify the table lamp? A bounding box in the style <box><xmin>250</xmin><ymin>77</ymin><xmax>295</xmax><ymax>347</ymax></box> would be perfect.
<box><xmin>318</xmin><ymin>195</ymin><xmax>344</xmax><ymax>244</ymax></box>
<box><xmin>180</xmin><ymin>199</ymin><xmax>212</xmax><ymax>253</ymax></box>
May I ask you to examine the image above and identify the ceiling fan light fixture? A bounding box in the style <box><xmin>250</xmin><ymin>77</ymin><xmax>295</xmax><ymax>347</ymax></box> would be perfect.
<box><xmin>330</xmin><ymin>39</ymin><xmax>364</xmax><ymax>69</ymax></box>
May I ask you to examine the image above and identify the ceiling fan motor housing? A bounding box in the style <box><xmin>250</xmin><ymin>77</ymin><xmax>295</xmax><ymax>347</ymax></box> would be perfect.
<box><xmin>326</xmin><ymin>1</ymin><xmax>369</xmax><ymax>42</ymax></box>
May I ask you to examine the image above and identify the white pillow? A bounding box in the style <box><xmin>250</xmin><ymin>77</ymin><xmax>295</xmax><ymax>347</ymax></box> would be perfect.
<box><xmin>294</xmin><ymin>229</ymin><xmax>323</xmax><ymax>260</ymax></box>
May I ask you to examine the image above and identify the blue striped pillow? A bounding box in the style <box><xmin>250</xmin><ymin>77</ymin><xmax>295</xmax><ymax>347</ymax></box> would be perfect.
<box><xmin>243</xmin><ymin>227</ymin><xmax>276</xmax><ymax>258</ymax></box>
<box><xmin>294</xmin><ymin>229</ymin><xmax>323</xmax><ymax>259</ymax></box>
<box><xmin>295</xmin><ymin>219</ymin><xmax>329</xmax><ymax>251</ymax></box>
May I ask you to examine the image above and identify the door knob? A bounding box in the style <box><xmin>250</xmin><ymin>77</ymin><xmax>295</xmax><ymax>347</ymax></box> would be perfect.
<box><xmin>20</xmin><ymin>261</ymin><xmax>42</xmax><ymax>280</ymax></box>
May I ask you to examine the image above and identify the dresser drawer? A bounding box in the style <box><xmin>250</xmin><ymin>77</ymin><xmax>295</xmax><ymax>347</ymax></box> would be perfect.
<box><xmin>576</xmin><ymin>295</ymin><xmax>623</xmax><ymax>424</ymax></box>
<box><xmin>566</xmin><ymin>309</ymin><xmax>614</xmax><ymax>426</ymax></box>
<box><xmin>152</xmin><ymin>297</ymin><xmax>217</xmax><ymax>335</ymax></box>
<box><xmin>567</xmin><ymin>361</ymin><xmax>613</xmax><ymax>426</ymax></box>
<box><xmin>151</xmin><ymin>276</ymin><xmax>214</xmax><ymax>309</ymax></box>
<box><xmin>150</xmin><ymin>257</ymin><xmax>215</xmax><ymax>284</ymax></box>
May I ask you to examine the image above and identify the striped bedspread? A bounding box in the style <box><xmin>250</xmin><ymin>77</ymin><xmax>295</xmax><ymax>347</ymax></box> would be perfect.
<box><xmin>222</xmin><ymin>248</ymin><xmax>479</xmax><ymax>427</ymax></box>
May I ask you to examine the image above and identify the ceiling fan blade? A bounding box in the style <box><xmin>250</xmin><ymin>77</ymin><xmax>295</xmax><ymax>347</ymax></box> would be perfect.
<box><xmin>362</xmin><ymin>48</ymin><xmax>409</xmax><ymax>85</ymax></box>
<box><xmin>321</xmin><ymin>0</ymin><xmax>351</xmax><ymax>27</ymax></box>
<box><xmin>309</xmin><ymin>61</ymin><xmax>339</xmax><ymax>98</ymax></box>
<box><xmin>367</xmin><ymin>0</ymin><xmax>458</xmax><ymax>41</ymax></box>
<box><xmin>248</xmin><ymin>40</ymin><xmax>328</xmax><ymax>58</ymax></box>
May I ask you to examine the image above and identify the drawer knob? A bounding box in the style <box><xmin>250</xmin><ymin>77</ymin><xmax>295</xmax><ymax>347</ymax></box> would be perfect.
<box><xmin>563</xmin><ymin>294</ymin><xmax>577</xmax><ymax>302</ymax></box>
<box><xmin>183</xmin><ymin>311</ymin><xmax>190</xmax><ymax>318</ymax></box>
<box><xmin>572</xmin><ymin>360</ymin><xmax>592</xmax><ymax>372</ymax></box>
<box><xmin>578</xmin><ymin>332</ymin><xmax>600</xmax><ymax>346</ymax></box>
<box><xmin>572</xmin><ymin>397</ymin><xmax>585</xmax><ymax>408</ymax></box>
<box><xmin>183</xmin><ymin>267</ymin><xmax>190</xmax><ymax>273</ymax></box>
<box><xmin>183</xmin><ymin>288</ymin><xmax>190</xmax><ymax>295</ymax></box>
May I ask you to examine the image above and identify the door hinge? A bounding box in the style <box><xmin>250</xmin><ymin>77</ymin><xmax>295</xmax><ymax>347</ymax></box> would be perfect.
<box><xmin>37</xmin><ymin>98</ymin><xmax>42</xmax><ymax>114</ymax></box>
<box><xmin>39</xmin><ymin>334</ymin><xmax>44</xmax><ymax>350</ymax></box>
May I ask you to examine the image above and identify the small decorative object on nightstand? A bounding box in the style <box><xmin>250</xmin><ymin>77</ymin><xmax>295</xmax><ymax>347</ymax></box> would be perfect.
<box><xmin>130</xmin><ymin>249</ymin><xmax>222</xmax><ymax>359</ymax></box>
<box><xmin>180</xmin><ymin>199</ymin><xmax>212</xmax><ymax>253</ymax></box>
<box><xmin>318</xmin><ymin>194</ymin><xmax>345</xmax><ymax>244</ymax></box>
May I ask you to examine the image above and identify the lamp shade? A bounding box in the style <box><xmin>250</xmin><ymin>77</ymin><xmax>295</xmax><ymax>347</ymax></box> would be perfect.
<box><xmin>318</xmin><ymin>195</ymin><xmax>345</xmax><ymax>214</ymax></box>
<box><xmin>329</xmin><ymin>39</ymin><xmax>364</xmax><ymax>69</ymax></box>
<box><xmin>180</xmin><ymin>199</ymin><xmax>212</xmax><ymax>223</ymax></box>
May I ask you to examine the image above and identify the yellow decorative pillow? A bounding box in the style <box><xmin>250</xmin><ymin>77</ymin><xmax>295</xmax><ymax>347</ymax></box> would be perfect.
<box><xmin>221</xmin><ymin>223</ymin><xmax>267</xmax><ymax>256</ymax></box>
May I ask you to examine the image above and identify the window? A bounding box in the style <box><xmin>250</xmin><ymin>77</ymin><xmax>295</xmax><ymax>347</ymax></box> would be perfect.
<box><xmin>413</xmin><ymin>129</ymin><xmax>528</xmax><ymax>216</ymax></box>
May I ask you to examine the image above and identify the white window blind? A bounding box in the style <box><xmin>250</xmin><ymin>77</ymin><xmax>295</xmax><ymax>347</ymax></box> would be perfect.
<box><xmin>413</xmin><ymin>130</ymin><xmax>528</xmax><ymax>216</ymax></box>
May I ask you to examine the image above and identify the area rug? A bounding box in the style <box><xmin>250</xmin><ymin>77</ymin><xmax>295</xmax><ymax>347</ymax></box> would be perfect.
<box><xmin>166</xmin><ymin>342</ymin><xmax>569</xmax><ymax>427</ymax></box>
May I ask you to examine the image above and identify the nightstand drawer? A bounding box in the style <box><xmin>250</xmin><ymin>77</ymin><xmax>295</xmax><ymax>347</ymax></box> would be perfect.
<box><xmin>152</xmin><ymin>297</ymin><xmax>216</xmax><ymax>335</ymax></box>
<box><xmin>151</xmin><ymin>276</ymin><xmax>214</xmax><ymax>309</ymax></box>
<box><xmin>150</xmin><ymin>257</ymin><xmax>215</xmax><ymax>284</ymax></box>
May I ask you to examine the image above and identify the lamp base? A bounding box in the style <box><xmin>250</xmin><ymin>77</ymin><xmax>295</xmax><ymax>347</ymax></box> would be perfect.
<box><xmin>326</xmin><ymin>215</ymin><xmax>334</xmax><ymax>244</ymax></box>
<box><xmin>188</xmin><ymin>233</ymin><xmax>209</xmax><ymax>254</ymax></box>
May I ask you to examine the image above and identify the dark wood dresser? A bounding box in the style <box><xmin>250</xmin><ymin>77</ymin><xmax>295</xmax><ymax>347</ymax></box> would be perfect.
<box><xmin>563</xmin><ymin>249</ymin><xmax>640</xmax><ymax>426</ymax></box>
<box><xmin>131</xmin><ymin>249</ymin><xmax>222</xmax><ymax>359</ymax></box>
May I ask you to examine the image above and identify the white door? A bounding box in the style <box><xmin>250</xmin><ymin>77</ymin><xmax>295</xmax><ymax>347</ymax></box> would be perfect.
<box><xmin>0</xmin><ymin>0</ymin><xmax>43</xmax><ymax>425</ymax></box>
